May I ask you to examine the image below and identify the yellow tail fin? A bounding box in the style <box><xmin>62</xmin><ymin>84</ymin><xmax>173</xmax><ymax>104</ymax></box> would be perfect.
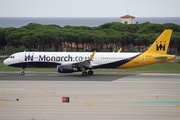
<box><xmin>145</xmin><ymin>30</ymin><xmax>172</xmax><ymax>54</ymax></box>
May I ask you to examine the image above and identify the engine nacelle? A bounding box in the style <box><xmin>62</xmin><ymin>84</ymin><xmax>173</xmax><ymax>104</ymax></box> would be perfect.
<box><xmin>57</xmin><ymin>65</ymin><xmax>77</xmax><ymax>73</ymax></box>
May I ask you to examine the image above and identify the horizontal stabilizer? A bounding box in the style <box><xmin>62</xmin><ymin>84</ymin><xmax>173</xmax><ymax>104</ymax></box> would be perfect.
<box><xmin>153</xmin><ymin>56</ymin><xmax>168</xmax><ymax>61</ymax></box>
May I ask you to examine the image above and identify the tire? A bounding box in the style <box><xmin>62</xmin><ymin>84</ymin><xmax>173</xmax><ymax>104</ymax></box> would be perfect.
<box><xmin>88</xmin><ymin>71</ymin><xmax>93</xmax><ymax>75</ymax></box>
<box><xmin>21</xmin><ymin>72</ymin><xmax>25</xmax><ymax>75</ymax></box>
<box><xmin>82</xmin><ymin>71</ymin><xmax>87</xmax><ymax>76</ymax></box>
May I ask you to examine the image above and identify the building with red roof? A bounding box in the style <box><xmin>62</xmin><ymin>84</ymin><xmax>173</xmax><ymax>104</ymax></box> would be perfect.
<box><xmin>120</xmin><ymin>15</ymin><xmax>135</xmax><ymax>24</ymax></box>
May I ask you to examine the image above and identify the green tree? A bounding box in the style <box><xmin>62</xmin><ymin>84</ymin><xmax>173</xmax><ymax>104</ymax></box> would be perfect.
<box><xmin>66</xmin><ymin>48</ymin><xmax>73</xmax><ymax>52</ymax></box>
<box><xmin>85</xmin><ymin>33</ymin><xmax>94</xmax><ymax>51</ymax></box>
<box><xmin>0</xmin><ymin>29</ymin><xmax>7</xmax><ymax>50</ymax></box>
<box><xmin>1</xmin><ymin>21</ymin><xmax>179</xmax><ymax>54</ymax></box>
<box><xmin>64</xmin><ymin>32</ymin><xmax>74</xmax><ymax>51</ymax></box>
<box><xmin>127</xmin><ymin>48</ymin><xmax>137</xmax><ymax>52</ymax></box>
<box><xmin>36</xmin><ymin>32</ymin><xmax>46</xmax><ymax>51</ymax></box>
<box><xmin>48</xmin><ymin>48</ymin><xmax>55</xmax><ymax>52</ymax></box>
<box><xmin>20</xmin><ymin>36</ymin><xmax>33</xmax><ymax>50</ymax></box>
<box><xmin>16</xmin><ymin>46</ymin><xmax>28</xmax><ymax>52</ymax></box>
<box><xmin>79</xmin><ymin>32</ymin><xmax>87</xmax><ymax>51</ymax></box>
<box><xmin>6</xmin><ymin>32</ymin><xmax>22</xmax><ymax>48</ymax></box>
<box><xmin>171</xmin><ymin>34</ymin><xmax>180</xmax><ymax>52</ymax></box>
<box><xmin>101</xmin><ymin>48</ymin><xmax>110</xmax><ymax>52</ymax></box>
<box><xmin>6</xmin><ymin>46</ymin><xmax>16</xmax><ymax>52</ymax></box>
<box><xmin>78</xmin><ymin>50</ymin><xmax>85</xmax><ymax>52</ymax></box>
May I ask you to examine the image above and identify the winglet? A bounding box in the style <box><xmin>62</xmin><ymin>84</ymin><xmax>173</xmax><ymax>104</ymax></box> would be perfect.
<box><xmin>89</xmin><ymin>51</ymin><xmax>96</xmax><ymax>60</ymax></box>
<box><xmin>117</xmin><ymin>48</ymin><xmax>122</xmax><ymax>53</ymax></box>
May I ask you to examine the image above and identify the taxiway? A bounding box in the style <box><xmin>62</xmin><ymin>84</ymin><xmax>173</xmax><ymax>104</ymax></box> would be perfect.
<box><xmin>0</xmin><ymin>73</ymin><xmax>180</xmax><ymax>120</ymax></box>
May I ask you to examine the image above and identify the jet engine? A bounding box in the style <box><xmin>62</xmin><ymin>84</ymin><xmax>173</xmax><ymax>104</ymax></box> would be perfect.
<box><xmin>57</xmin><ymin>65</ymin><xmax>77</xmax><ymax>73</ymax></box>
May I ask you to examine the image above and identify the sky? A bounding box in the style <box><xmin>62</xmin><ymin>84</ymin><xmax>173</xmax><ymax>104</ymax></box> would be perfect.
<box><xmin>0</xmin><ymin>0</ymin><xmax>180</xmax><ymax>17</ymax></box>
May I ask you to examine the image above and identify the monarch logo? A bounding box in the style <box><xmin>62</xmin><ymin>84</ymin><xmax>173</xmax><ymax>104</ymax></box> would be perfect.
<box><xmin>156</xmin><ymin>41</ymin><xmax>166</xmax><ymax>51</ymax></box>
<box><xmin>25</xmin><ymin>54</ymin><xmax>34</xmax><ymax>61</ymax></box>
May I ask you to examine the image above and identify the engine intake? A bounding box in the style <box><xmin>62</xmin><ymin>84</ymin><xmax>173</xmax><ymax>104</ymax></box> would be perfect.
<box><xmin>57</xmin><ymin>65</ymin><xmax>77</xmax><ymax>73</ymax></box>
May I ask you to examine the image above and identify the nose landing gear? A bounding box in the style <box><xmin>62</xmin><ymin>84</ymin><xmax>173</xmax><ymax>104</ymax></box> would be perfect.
<box><xmin>21</xmin><ymin>68</ymin><xmax>25</xmax><ymax>75</ymax></box>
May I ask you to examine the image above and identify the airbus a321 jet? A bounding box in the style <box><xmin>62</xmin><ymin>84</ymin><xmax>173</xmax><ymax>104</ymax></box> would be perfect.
<box><xmin>3</xmin><ymin>30</ymin><xmax>175</xmax><ymax>76</ymax></box>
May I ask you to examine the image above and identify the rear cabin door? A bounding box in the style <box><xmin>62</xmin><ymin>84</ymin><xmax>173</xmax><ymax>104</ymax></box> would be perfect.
<box><xmin>140</xmin><ymin>54</ymin><xmax>145</xmax><ymax>63</ymax></box>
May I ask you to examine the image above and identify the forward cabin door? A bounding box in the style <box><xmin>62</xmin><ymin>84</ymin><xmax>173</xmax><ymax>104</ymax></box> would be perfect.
<box><xmin>19</xmin><ymin>53</ymin><xmax>23</xmax><ymax>62</ymax></box>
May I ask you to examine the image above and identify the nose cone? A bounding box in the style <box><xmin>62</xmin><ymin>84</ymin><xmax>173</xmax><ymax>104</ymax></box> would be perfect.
<box><xmin>3</xmin><ymin>58</ymin><xmax>8</xmax><ymax>66</ymax></box>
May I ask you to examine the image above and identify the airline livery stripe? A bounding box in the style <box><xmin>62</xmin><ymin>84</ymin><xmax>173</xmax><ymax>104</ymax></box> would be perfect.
<box><xmin>93</xmin><ymin>54</ymin><xmax>141</xmax><ymax>68</ymax></box>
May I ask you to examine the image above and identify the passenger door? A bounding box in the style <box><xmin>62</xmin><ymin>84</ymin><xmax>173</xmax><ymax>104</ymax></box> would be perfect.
<box><xmin>19</xmin><ymin>53</ymin><xmax>23</xmax><ymax>62</ymax></box>
<box><xmin>140</xmin><ymin>54</ymin><xmax>145</xmax><ymax>63</ymax></box>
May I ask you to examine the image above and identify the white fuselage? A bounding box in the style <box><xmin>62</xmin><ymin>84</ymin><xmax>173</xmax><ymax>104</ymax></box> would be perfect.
<box><xmin>3</xmin><ymin>51</ymin><xmax>140</xmax><ymax>69</ymax></box>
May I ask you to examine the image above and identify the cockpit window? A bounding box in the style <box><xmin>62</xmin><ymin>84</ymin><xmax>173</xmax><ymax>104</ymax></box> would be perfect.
<box><xmin>10</xmin><ymin>56</ymin><xmax>15</xmax><ymax>59</ymax></box>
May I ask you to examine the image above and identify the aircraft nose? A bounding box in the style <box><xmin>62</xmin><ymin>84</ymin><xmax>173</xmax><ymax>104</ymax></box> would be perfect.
<box><xmin>3</xmin><ymin>58</ymin><xmax>8</xmax><ymax>66</ymax></box>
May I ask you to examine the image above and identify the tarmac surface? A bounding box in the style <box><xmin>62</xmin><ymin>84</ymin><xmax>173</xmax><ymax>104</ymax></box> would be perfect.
<box><xmin>0</xmin><ymin>73</ymin><xmax>180</xmax><ymax>120</ymax></box>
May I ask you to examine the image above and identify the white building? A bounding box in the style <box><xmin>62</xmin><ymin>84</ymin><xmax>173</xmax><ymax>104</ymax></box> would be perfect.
<box><xmin>120</xmin><ymin>15</ymin><xmax>135</xmax><ymax>24</ymax></box>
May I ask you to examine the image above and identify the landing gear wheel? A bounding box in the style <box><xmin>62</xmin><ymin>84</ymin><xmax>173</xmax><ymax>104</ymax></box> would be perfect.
<box><xmin>88</xmin><ymin>70</ymin><xmax>93</xmax><ymax>75</ymax></box>
<box><xmin>21</xmin><ymin>71</ymin><xmax>25</xmax><ymax>75</ymax></box>
<box><xmin>21</xmin><ymin>68</ymin><xmax>25</xmax><ymax>75</ymax></box>
<box><xmin>82</xmin><ymin>71</ymin><xmax>87</xmax><ymax>76</ymax></box>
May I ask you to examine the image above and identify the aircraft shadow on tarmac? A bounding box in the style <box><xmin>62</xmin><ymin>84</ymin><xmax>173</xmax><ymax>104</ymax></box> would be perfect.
<box><xmin>0</xmin><ymin>73</ymin><xmax>136</xmax><ymax>81</ymax></box>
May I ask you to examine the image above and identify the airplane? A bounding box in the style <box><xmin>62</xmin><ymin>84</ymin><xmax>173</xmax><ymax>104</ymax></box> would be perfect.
<box><xmin>3</xmin><ymin>30</ymin><xmax>175</xmax><ymax>76</ymax></box>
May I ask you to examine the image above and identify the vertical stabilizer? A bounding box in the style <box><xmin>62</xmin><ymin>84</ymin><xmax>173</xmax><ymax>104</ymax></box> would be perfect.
<box><xmin>145</xmin><ymin>30</ymin><xmax>172</xmax><ymax>54</ymax></box>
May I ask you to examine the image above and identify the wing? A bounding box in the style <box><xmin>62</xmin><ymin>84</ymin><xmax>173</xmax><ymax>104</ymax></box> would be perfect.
<box><xmin>62</xmin><ymin>51</ymin><xmax>96</xmax><ymax>68</ymax></box>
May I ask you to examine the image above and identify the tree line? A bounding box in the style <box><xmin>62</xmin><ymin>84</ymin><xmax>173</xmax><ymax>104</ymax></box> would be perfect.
<box><xmin>0</xmin><ymin>22</ymin><xmax>180</xmax><ymax>53</ymax></box>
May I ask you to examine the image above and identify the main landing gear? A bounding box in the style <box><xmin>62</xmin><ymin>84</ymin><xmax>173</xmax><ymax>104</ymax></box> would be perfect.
<box><xmin>88</xmin><ymin>70</ymin><xmax>93</xmax><ymax>75</ymax></box>
<box><xmin>21</xmin><ymin>68</ymin><xmax>25</xmax><ymax>75</ymax></box>
<box><xmin>82</xmin><ymin>70</ymin><xmax>93</xmax><ymax>76</ymax></box>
